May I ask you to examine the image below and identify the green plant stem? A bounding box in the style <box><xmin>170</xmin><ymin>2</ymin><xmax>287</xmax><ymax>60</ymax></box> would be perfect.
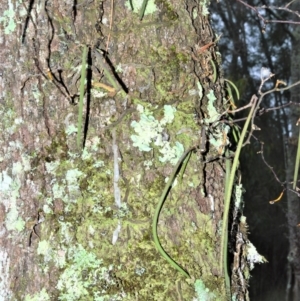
<box><xmin>139</xmin><ymin>0</ymin><xmax>148</xmax><ymax>20</ymax></box>
<box><xmin>221</xmin><ymin>96</ymin><xmax>257</xmax><ymax>298</ymax></box>
<box><xmin>224</xmin><ymin>79</ymin><xmax>240</xmax><ymax>102</ymax></box>
<box><xmin>293</xmin><ymin>124</ymin><xmax>300</xmax><ymax>189</ymax></box>
<box><xmin>77</xmin><ymin>45</ymin><xmax>88</xmax><ymax>149</ymax></box>
<box><xmin>152</xmin><ymin>147</ymin><xmax>195</xmax><ymax>278</ymax></box>
<box><xmin>209</xmin><ymin>59</ymin><xmax>217</xmax><ymax>83</ymax></box>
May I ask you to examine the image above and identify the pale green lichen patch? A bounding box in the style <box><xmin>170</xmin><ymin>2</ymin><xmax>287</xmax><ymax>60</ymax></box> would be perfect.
<box><xmin>208</xmin><ymin>123</ymin><xmax>230</xmax><ymax>155</ymax></box>
<box><xmin>0</xmin><ymin>0</ymin><xmax>16</xmax><ymax>34</ymax></box>
<box><xmin>130</xmin><ymin>113</ymin><xmax>161</xmax><ymax>152</ymax></box>
<box><xmin>197</xmin><ymin>81</ymin><xmax>204</xmax><ymax>101</ymax></box>
<box><xmin>125</xmin><ymin>0</ymin><xmax>157</xmax><ymax>16</ymax></box>
<box><xmin>65</xmin><ymin>168</ymin><xmax>84</xmax><ymax>193</ymax></box>
<box><xmin>159</xmin><ymin>140</ymin><xmax>184</xmax><ymax>164</ymax></box>
<box><xmin>0</xmin><ymin>107</ymin><xmax>20</xmax><ymax>136</ymax></box>
<box><xmin>0</xmin><ymin>168</ymin><xmax>25</xmax><ymax>232</ymax></box>
<box><xmin>200</xmin><ymin>0</ymin><xmax>210</xmax><ymax>16</ymax></box>
<box><xmin>193</xmin><ymin>279</ymin><xmax>217</xmax><ymax>301</ymax></box>
<box><xmin>37</xmin><ymin>240</ymin><xmax>52</xmax><ymax>262</ymax></box>
<box><xmin>25</xmin><ymin>288</ymin><xmax>50</xmax><ymax>301</ymax></box>
<box><xmin>28</xmin><ymin>242</ymin><xmax>126</xmax><ymax>301</ymax></box>
<box><xmin>202</xmin><ymin>89</ymin><xmax>230</xmax><ymax>155</ymax></box>
<box><xmin>37</xmin><ymin>240</ymin><xmax>51</xmax><ymax>256</ymax></box>
<box><xmin>130</xmin><ymin>104</ymin><xmax>185</xmax><ymax>165</ymax></box>
<box><xmin>45</xmin><ymin>160</ymin><xmax>85</xmax><ymax>211</ymax></box>
<box><xmin>56</xmin><ymin>244</ymin><xmax>126</xmax><ymax>301</ymax></box>
<box><xmin>204</xmin><ymin>90</ymin><xmax>220</xmax><ymax>124</ymax></box>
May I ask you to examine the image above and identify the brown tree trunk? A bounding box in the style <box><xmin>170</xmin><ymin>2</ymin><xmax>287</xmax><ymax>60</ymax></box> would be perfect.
<box><xmin>0</xmin><ymin>1</ymin><xmax>255</xmax><ymax>300</ymax></box>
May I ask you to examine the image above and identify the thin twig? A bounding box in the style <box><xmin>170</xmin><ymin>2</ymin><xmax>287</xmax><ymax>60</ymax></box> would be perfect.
<box><xmin>236</xmin><ymin>0</ymin><xmax>300</xmax><ymax>30</ymax></box>
<box><xmin>258</xmin><ymin>142</ymin><xmax>284</xmax><ymax>185</ymax></box>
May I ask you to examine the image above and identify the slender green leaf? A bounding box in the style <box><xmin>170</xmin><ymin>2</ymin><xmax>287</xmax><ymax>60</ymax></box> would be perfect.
<box><xmin>77</xmin><ymin>45</ymin><xmax>88</xmax><ymax>150</ymax></box>
<box><xmin>293</xmin><ymin>124</ymin><xmax>300</xmax><ymax>189</ymax></box>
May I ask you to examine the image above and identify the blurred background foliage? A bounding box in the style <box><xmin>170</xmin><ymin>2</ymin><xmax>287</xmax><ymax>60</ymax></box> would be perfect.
<box><xmin>210</xmin><ymin>0</ymin><xmax>293</xmax><ymax>300</ymax></box>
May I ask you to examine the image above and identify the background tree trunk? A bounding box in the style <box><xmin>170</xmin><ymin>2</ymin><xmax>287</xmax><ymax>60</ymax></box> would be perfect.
<box><xmin>286</xmin><ymin>3</ymin><xmax>300</xmax><ymax>299</ymax></box>
<box><xmin>0</xmin><ymin>1</ymin><xmax>255</xmax><ymax>300</ymax></box>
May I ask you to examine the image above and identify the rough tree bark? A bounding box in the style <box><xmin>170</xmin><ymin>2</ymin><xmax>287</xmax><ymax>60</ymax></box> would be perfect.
<box><xmin>0</xmin><ymin>1</ymin><xmax>258</xmax><ymax>300</ymax></box>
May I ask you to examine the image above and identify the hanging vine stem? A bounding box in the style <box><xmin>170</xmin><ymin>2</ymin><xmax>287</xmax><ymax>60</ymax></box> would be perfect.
<box><xmin>76</xmin><ymin>45</ymin><xmax>88</xmax><ymax>150</ymax></box>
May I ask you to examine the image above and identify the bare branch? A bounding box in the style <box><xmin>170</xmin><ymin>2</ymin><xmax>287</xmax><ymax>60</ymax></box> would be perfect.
<box><xmin>236</xmin><ymin>0</ymin><xmax>300</xmax><ymax>30</ymax></box>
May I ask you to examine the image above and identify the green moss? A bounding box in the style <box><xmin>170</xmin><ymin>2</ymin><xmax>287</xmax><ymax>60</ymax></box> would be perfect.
<box><xmin>154</xmin><ymin>0</ymin><xmax>179</xmax><ymax>21</ymax></box>
<box><xmin>147</xmin><ymin>46</ymin><xmax>186</xmax><ymax>100</ymax></box>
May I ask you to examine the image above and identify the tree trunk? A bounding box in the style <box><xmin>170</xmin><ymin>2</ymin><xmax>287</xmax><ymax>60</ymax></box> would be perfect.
<box><xmin>0</xmin><ymin>1</ymin><xmax>256</xmax><ymax>300</ymax></box>
<box><xmin>286</xmin><ymin>5</ymin><xmax>300</xmax><ymax>299</ymax></box>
